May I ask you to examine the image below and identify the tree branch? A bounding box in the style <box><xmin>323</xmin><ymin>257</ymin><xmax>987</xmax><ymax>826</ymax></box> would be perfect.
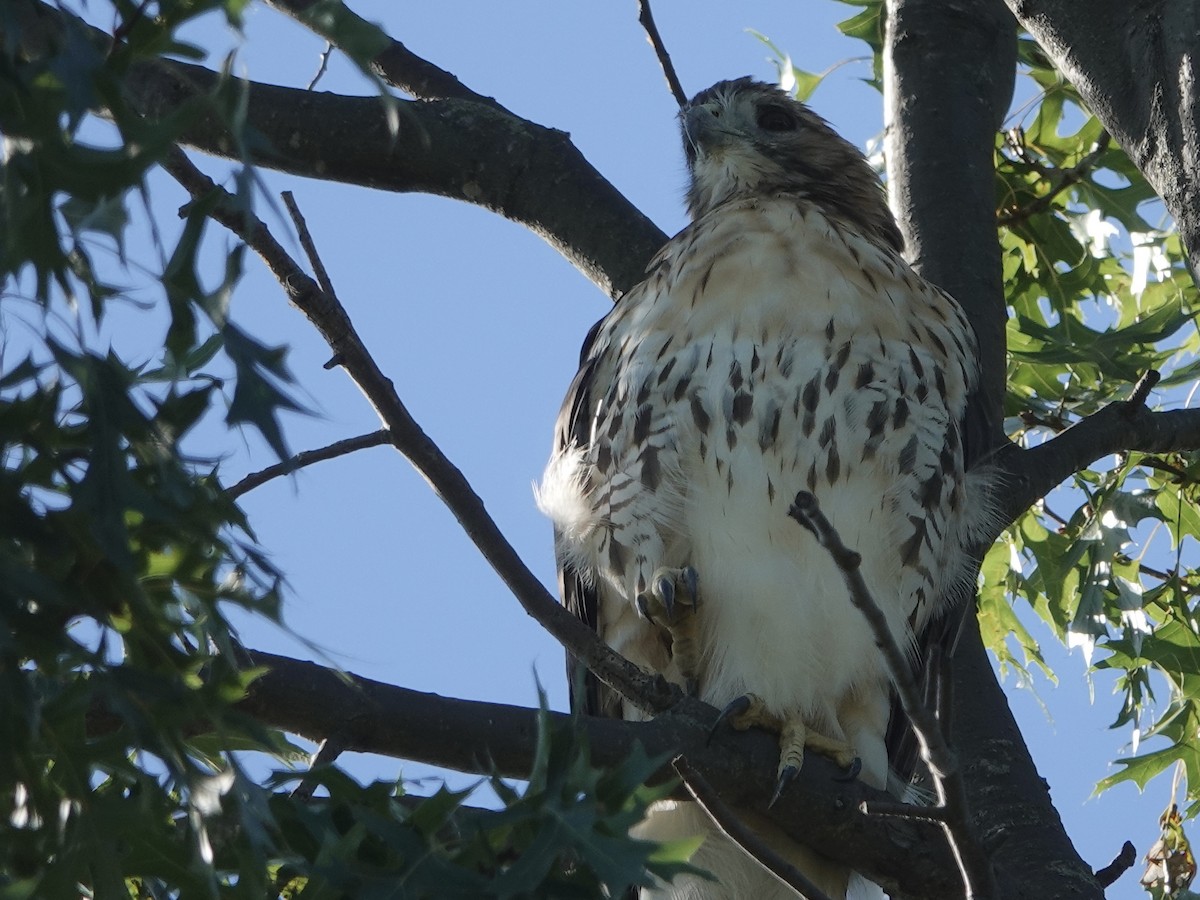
<box><xmin>231</xmin><ymin>648</ymin><xmax>964</xmax><ymax>898</ymax></box>
<box><xmin>788</xmin><ymin>491</ymin><xmax>996</xmax><ymax>900</ymax></box>
<box><xmin>673</xmin><ymin>757</ymin><xmax>833</xmax><ymax>900</ymax></box>
<box><xmin>885</xmin><ymin>2</ymin><xmax>1107</xmax><ymax>898</ymax></box>
<box><xmin>994</xmin><ymin>386</ymin><xmax>1200</xmax><ymax>536</ymax></box>
<box><xmin>263</xmin><ymin>0</ymin><xmax>508</xmax><ymax>109</ymax></box>
<box><xmin>5</xmin><ymin>0</ymin><xmax>667</xmax><ymax>299</ymax></box>
<box><xmin>160</xmin><ymin>146</ymin><xmax>679</xmax><ymax>718</ymax></box>
<box><xmin>226</xmin><ymin>430</ymin><xmax>391</xmax><ymax>499</ymax></box>
<box><xmin>1094</xmin><ymin>840</ymin><xmax>1137</xmax><ymax>889</ymax></box>
<box><xmin>636</xmin><ymin>0</ymin><xmax>688</xmax><ymax>108</ymax></box>
<box><xmin>1002</xmin><ymin>0</ymin><xmax>1200</xmax><ymax>284</ymax></box>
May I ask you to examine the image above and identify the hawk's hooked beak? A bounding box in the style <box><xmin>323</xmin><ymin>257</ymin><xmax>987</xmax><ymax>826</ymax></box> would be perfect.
<box><xmin>682</xmin><ymin>103</ymin><xmax>739</xmax><ymax>164</ymax></box>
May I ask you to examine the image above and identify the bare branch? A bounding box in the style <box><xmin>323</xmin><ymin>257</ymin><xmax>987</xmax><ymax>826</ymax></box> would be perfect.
<box><xmin>1094</xmin><ymin>840</ymin><xmax>1137</xmax><ymax>889</ymax></box>
<box><xmin>787</xmin><ymin>494</ymin><xmax>952</xmax><ymax>779</ymax></box>
<box><xmin>291</xmin><ymin>736</ymin><xmax>348</xmax><ymax>801</ymax></box>
<box><xmin>226</xmin><ymin>430</ymin><xmax>391</xmax><ymax>499</ymax></box>
<box><xmin>281</xmin><ymin>190</ymin><xmax>337</xmax><ymax>299</ymax></box>
<box><xmin>787</xmin><ymin>490</ymin><xmax>996</xmax><ymax>900</ymax></box>
<box><xmin>993</xmin><ymin>387</ymin><xmax>1200</xmax><ymax>540</ymax></box>
<box><xmin>636</xmin><ymin>0</ymin><xmax>688</xmax><ymax>108</ymax></box>
<box><xmin>4</xmin><ymin>0</ymin><xmax>666</xmax><ymax>300</ymax></box>
<box><xmin>159</xmin><ymin>146</ymin><xmax>679</xmax><ymax>718</ymax></box>
<box><xmin>1128</xmin><ymin>369</ymin><xmax>1162</xmax><ymax>407</ymax></box>
<box><xmin>674</xmin><ymin>756</ymin><xmax>833</xmax><ymax>900</ymax></box>
<box><xmin>263</xmin><ymin>0</ymin><xmax>507</xmax><ymax>110</ymax></box>
<box><xmin>305</xmin><ymin>41</ymin><xmax>334</xmax><ymax>92</ymax></box>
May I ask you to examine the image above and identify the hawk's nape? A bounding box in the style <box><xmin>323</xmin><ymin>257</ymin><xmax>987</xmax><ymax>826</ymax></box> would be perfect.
<box><xmin>538</xmin><ymin>78</ymin><xmax>993</xmax><ymax>900</ymax></box>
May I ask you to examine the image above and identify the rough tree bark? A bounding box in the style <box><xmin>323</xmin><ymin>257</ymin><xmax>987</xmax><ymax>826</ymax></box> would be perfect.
<box><xmin>1003</xmin><ymin>0</ymin><xmax>1200</xmax><ymax>284</ymax></box>
<box><xmin>886</xmin><ymin>1</ymin><xmax>1104</xmax><ymax>898</ymax></box>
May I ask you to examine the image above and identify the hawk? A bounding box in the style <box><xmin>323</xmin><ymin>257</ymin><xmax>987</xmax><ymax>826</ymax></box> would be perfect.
<box><xmin>538</xmin><ymin>78</ymin><xmax>991</xmax><ymax>899</ymax></box>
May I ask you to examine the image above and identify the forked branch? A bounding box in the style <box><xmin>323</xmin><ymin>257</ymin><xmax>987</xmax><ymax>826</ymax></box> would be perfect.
<box><xmin>159</xmin><ymin>146</ymin><xmax>678</xmax><ymax>719</ymax></box>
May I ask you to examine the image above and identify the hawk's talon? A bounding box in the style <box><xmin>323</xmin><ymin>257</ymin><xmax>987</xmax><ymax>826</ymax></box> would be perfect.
<box><xmin>708</xmin><ymin>694</ymin><xmax>755</xmax><ymax>744</ymax></box>
<box><xmin>635</xmin><ymin>594</ymin><xmax>654</xmax><ymax>624</ymax></box>
<box><xmin>682</xmin><ymin>565</ymin><xmax>699</xmax><ymax>609</ymax></box>
<box><xmin>637</xmin><ymin>565</ymin><xmax>702</xmax><ymax>690</ymax></box>
<box><xmin>655</xmin><ymin>575</ymin><xmax>676</xmax><ymax>618</ymax></box>
<box><xmin>770</xmin><ymin>764</ymin><xmax>799</xmax><ymax>808</ymax></box>
<box><xmin>835</xmin><ymin>756</ymin><xmax>863</xmax><ymax>782</ymax></box>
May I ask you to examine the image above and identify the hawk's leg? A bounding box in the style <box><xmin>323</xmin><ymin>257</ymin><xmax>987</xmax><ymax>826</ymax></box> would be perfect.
<box><xmin>711</xmin><ymin>693</ymin><xmax>860</xmax><ymax>805</ymax></box>
<box><xmin>636</xmin><ymin>566</ymin><xmax>701</xmax><ymax>695</ymax></box>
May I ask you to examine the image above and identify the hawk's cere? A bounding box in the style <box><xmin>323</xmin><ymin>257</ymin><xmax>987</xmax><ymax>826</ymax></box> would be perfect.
<box><xmin>538</xmin><ymin>78</ymin><xmax>992</xmax><ymax>899</ymax></box>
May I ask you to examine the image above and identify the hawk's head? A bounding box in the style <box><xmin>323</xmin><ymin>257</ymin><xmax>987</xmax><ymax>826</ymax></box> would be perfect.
<box><xmin>681</xmin><ymin>77</ymin><xmax>903</xmax><ymax>252</ymax></box>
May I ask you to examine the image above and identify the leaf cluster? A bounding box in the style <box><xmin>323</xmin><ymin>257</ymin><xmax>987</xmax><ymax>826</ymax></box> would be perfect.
<box><xmin>983</xmin><ymin>38</ymin><xmax>1200</xmax><ymax>805</ymax></box>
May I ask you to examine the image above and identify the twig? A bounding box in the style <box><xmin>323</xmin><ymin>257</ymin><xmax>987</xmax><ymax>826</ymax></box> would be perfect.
<box><xmin>306</xmin><ymin>42</ymin><xmax>334</xmax><ymax>92</ymax></box>
<box><xmin>158</xmin><ymin>146</ymin><xmax>678</xmax><ymax>719</ymax></box>
<box><xmin>787</xmin><ymin>493</ymin><xmax>952</xmax><ymax>779</ymax></box>
<box><xmin>787</xmin><ymin>490</ymin><xmax>996</xmax><ymax>899</ymax></box>
<box><xmin>1094</xmin><ymin>840</ymin><xmax>1136</xmax><ymax>888</ymax></box>
<box><xmin>263</xmin><ymin>0</ymin><xmax>508</xmax><ymax>111</ymax></box>
<box><xmin>1126</xmin><ymin>369</ymin><xmax>1161</xmax><ymax>409</ymax></box>
<box><xmin>226</xmin><ymin>430</ymin><xmax>391</xmax><ymax>499</ymax></box>
<box><xmin>997</xmin><ymin>131</ymin><xmax>1112</xmax><ymax>226</ymax></box>
<box><xmin>281</xmin><ymin>190</ymin><xmax>336</xmax><ymax>298</ymax></box>
<box><xmin>673</xmin><ymin>756</ymin><xmax>833</xmax><ymax>900</ymax></box>
<box><xmin>110</xmin><ymin>0</ymin><xmax>152</xmax><ymax>46</ymax></box>
<box><xmin>636</xmin><ymin>0</ymin><xmax>688</xmax><ymax>107</ymax></box>
<box><xmin>291</xmin><ymin>735</ymin><xmax>348</xmax><ymax>800</ymax></box>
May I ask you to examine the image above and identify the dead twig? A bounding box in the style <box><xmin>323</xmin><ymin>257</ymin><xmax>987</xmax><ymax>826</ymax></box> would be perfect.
<box><xmin>291</xmin><ymin>735</ymin><xmax>348</xmax><ymax>801</ymax></box>
<box><xmin>636</xmin><ymin>0</ymin><xmax>687</xmax><ymax>107</ymax></box>
<box><xmin>282</xmin><ymin>190</ymin><xmax>336</xmax><ymax>298</ymax></box>
<box><xmin>787</xmin><ymin>490</ymin><xmax>996</xmax><ymax>900</ymax></box>
<box><xmin>158</xmin><ymin>147</ymin><xmax>678</xmax><ymax>718</ymax></box>
<box><xmin>226</xmin><ymin>430</ymin><xmax>391</xmax><ymax>499</ymax></box>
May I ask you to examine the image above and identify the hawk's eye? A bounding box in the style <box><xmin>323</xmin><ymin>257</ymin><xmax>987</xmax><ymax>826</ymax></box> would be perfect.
<box><xmin>757</xmin><ymin>106</ymin><xmax>796</xmax><ymax>132</ymax></box>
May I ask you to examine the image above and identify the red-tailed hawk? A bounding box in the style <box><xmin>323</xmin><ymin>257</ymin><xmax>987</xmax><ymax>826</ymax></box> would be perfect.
<box><xmin>539</xmin><ymin>78</ymin><xmax>990</xmax><ymax>899</ymax></box>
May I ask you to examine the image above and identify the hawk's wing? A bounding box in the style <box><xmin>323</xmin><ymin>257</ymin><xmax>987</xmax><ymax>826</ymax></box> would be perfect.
<box><xmin>553</xmin><ymin>316</ymin><xmax>612</xmax><ymax>718</ymax></box>
<box><xmin>885</xmin><ymin>360</ymin><xmax>997</xmax><ymax>787</ymax></box>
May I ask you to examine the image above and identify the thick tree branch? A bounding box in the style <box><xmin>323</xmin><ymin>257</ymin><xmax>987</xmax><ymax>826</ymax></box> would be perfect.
<box><xmin>885</xmin><ymin>0</ymin><xmax>1015</xmax><ymax>435</ymax></box>
<box><xmin>5</xmin><ymin>0</ymin><xmax>666</xmax><ymax>299</ymax></box>
<box><xmin>994</xmin><ymin>387</ymin><xmax>1200</xmax><ymax>532</ymax></box>
<box><xmin>235</xmin><ymin>648</ymin><xmax>965</xmax><ymax>899</ymax></box>
<box><xmin>885</xmin><ymin>2</ymin><xmax>1106</xmax><ymax>899</ymax></box>
<box><xmin>1003</xmin><ymin>0</ymin><xmax>1200</xmax><ymax>284</ymax></box>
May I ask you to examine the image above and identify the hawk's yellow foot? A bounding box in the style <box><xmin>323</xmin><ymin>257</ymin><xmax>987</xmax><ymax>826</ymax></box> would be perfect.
<box><xmin>710</xmin><ymin>693</ymin><xmax>861</xmax><ymax>806</ymax></box>
<box><xmin>635</xmin><ymin>565</ymin><xmax>701</xmax><ymax>695</ymax></box>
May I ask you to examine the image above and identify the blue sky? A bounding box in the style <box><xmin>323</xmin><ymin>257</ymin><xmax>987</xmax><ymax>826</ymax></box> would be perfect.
<box><xmin>45</xmin><ymin>2</ymin><xmax>1184</xmax><ymax>895</ymax></box>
